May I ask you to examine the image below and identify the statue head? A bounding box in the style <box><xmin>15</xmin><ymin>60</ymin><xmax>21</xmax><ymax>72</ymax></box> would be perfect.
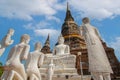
<box><xmin>82</xmin><ymin>17</ymin><xmax>90</xmax><ymax>24</ymax></box>
<box><xmin>8</xmin><ymin>28</ymin><xmax>14</xmax><ymax>36</ymax></box>
<box><xmin>20</xmin><ymin>34</ymin><xmax>30</xmax><ymax>44</ymax></box>
<box><xmin>58</xmin><ymin>34</ymin><xmax>64</xmax><ymax>44</ymax></box>
<box><xmin>35</xmin><ymin>42</ymin><xmax>42</xmax><ymax>51</ymax></box>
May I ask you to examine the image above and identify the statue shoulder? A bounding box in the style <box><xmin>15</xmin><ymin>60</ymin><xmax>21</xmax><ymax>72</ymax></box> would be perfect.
<box><xmin>65</xmin><ymin>44</ymin><xmax>70</xmax><ymax>48</ymax></box>
<box><xmin>25</xmin><ymin>44</ymin><xmax>30</xmax><ymax>47</ymax></box>
<box><xmin>23</xmin><ymin>44</ymin><xmax>30</xmax><ymax>49</ymax></box>
<box><xmin>40</xmin><ymin>52</ymin><xmax>44</xmax><ymax>56</ymax></box>
<box><xmin>90</xmin><ymin>25</ymin><xmax>96</xmax><ymax>29</ymax></box>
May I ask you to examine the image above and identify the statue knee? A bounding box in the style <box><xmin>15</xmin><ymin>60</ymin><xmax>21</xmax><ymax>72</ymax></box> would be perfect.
<box><xmin>91</xmin><ymin>72</ymin><xmax>104</xmax><ymax>80</ymax></box>
<box><xmin>30</xmin><ymin>74</ymin><xmax>38</xmax><ymax>80</ymax></box>
<box><xmin>103</xmin><ymin>73</ymin><xmax>111</xmax><ymax>80</ymax></box>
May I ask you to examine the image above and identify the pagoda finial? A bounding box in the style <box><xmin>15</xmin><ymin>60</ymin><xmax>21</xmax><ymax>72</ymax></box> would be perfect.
<box><xmin>45</xmin><ymin>34</ymin><xmax>50</xmax><ymax>47</ymax></box>
<box><xmin>67</xmin><ymin>2</ymin><xmax>70</xmax><ymax>11</ymax></box>
<box><xmin>64</xmin><ymin>2</ymin><xmax>74</xmax><ymax>22</ymax></box>
<box><xmin>47</xmin><ymin>33</ymin><xmax>50</xmax><ymax>41</ymax></box>
<box><xmin>41</xmin><ymin>34</ymin><xmax>51</xmax><ymax>54</ymax></box>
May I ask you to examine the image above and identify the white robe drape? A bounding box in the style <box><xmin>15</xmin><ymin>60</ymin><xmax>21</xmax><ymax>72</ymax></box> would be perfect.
<box><xmin>80</xmin><ymin>23</ymin><xmax>113</xmax><ymax>73</ymax></box>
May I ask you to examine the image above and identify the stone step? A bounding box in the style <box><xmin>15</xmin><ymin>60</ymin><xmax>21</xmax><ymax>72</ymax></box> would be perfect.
<box><xmin>41</xmin><ymin>75</ymin><xmax>91</xmax><ymax>80</ymax></box>
<box><xmin>40</xmin><ymin>68</ymin><xmax>77</xmax><ymax>74</ymax></box>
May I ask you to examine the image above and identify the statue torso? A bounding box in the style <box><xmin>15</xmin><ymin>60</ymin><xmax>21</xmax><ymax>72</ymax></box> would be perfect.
<box><xmin>7</xmin><ymin>43</ymin><xmax>27</xmax><ymax>65</ymax></box>
<box><xmin>27</xmin><ymin>51</ymin><xmax>42</xmax><ymax>68</ymax></box>
<box><xmin>55</xmin><ymin>44</ymin><xmax>67</xmax><ymax>55</ymax></box>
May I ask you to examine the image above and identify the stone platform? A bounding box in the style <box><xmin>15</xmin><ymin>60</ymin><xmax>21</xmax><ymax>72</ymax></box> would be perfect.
<box><xmin>40</xmin><ymin>54</ymin><xmax>77</xmax><ymax>75</ymax></box>
<box><xmin>41</xmin><ymin>75</ymin><xmax>91</xmax><ymax>80</ymax></box>
<box><xmin>39</xmin><ymin>54</ymin><xmax>91</xmax><ymax>80</ymax></box>
<box><xmin>41</xmin><ymin>54</ymin><xmax>76</xmax><ymax>68</ymax></box>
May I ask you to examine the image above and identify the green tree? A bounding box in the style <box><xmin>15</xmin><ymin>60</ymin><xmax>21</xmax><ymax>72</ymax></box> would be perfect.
<box><xmin>0</xmin><ymin>62</ymin><xmax>2</xmax><ymax>66</ymax></box>
<box><xmin>0</xmin><ymin>62</ymin><xmax>3</xmax><ymax>77</ymax></box>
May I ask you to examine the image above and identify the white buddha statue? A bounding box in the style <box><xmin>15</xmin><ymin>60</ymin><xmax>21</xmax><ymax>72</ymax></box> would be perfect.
<box><xmin>0</xmin><ymin>29</ymin><xmax>14</xmax><ymax>56</ymax></box>
<box><xmin>53</xmin><ymin>35</ymin><xmax>70</xmax><ymax>55</ymax></box>
<box><xmin>26</xmin><ymin>42</ymin><xmax>44</xmax><ymax>80</ymax></box>
<box><xmin>1</xmin><ymin>34</ymin><xmax>30</xmax><ymax>80</ymax></box>
<box><xmin>80</xmin><ymin>17</ymin><xmax>113</xmax><ymax>80</ymax></box>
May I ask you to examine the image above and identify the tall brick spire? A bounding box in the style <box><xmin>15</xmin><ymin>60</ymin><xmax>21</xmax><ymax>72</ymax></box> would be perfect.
<box><xmin>45</xmin><ymin>34</ymin><xmax>50</xmax><ymax>47</ymax></box>
<box><xmin>41</xmin><ymin>34</ymin><xmax>51</xmax><ymax>54</ymax></box>
<box><xmin>64</xmin><ymin>2</ymin><xmax>74</xmax><ymax>22</ymax></box>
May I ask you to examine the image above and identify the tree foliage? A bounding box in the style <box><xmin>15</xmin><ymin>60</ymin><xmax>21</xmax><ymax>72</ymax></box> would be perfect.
<box><xmin>0</xmin><ymin>62</ymin><xmax>3</xmax><ymax>77</ymax></box>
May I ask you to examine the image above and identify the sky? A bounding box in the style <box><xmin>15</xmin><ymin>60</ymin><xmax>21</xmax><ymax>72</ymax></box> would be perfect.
<box><xmin>0</xmin><ymin>0</ymin><xmax>120</xmax><ymax>64</ymax></box>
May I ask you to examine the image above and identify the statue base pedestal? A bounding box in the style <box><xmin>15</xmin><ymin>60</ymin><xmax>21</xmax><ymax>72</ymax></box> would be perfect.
<box><xmin>41</xmin><ymin>75</ymin><xmax>91</xmax><ymax>80</ymax></box>
<box><xmin>40</xmin><ymin>68</ymin><xmax>78</xmax><ymax>75</ymax></box>
<box><xmin>40</xmin><ymin>54</ymin><xmax>77</xmax><ymax>74</ymax></box>
<box><xmin>39</xmin><ymin>54</ymin><xmax>91</xmax><ymax>80</ymax></box>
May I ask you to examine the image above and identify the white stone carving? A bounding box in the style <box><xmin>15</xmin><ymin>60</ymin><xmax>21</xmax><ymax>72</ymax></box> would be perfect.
<box><xmin>39</xmin><ymin>35</ymin><xmax>77</xmax><ymax>80</ymax></box>
<box><xmin>53</xmin><ymin>34</ymin><xmax>70</xmax><ymax>55</ymax></box>
<box><xmin>47</xmin><ymin>59</ymin><xmax>55</xmax><ymax>80</ymax></box>
<box><xmin>91</xmin><ymin>72</ymin><xmax>111</xmax><ymax>80</ymax></box>
<box><xmin>0</xmin><ymin>29</ymin><xmax>14</xmax><ymax>56</ymax></box>
<box><xmin>1</xmin><ymin>34</ymin><xmax>30</xmax><ymax>80</ymax></box>
<box><xmin>80</xmin><ymin>17</ymin><xmax>113</xmax><ymax>80</ymax></box>
<box><xmin>26</xmin><ymin>42</ymin><xmax>44</xmax><ymax>80</ymax></box>
<box><xmin>40</xmin><ymin>55</ymin><xmax>77</xmax><ymax>79</ymax></box>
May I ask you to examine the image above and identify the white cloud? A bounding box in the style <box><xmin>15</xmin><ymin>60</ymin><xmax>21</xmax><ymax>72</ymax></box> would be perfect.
<box><xmin>24</xmin><ymin>21</ymin><xmax>60</xmax><ymax>46</ymax></box>
<box><xmin>24</xmin><ymin>21</ymin><xmax>51</xmax><ymax>30</ymax></box>
<box><xmin>33</xmin><ymin>28</ymin><xmax>60</xmax><ymax>47</ymax></box>
<box><xmin>1</xmin><ymin>0</ymin><xmax>120</xmax><ymax>20</ymax></box>
<box><xmin>34</xmin><ymin>29</ymin><xmax>60</xmax><ymax>38</ymax></box>
<box><xmin>110</xmin><ymin>37</ymin><xmax>120</xmax><ymax>61</ymax></box>
<box><xmin>45</xmin><ymin>16</ymin><xmax>61</xmax><ymax>23</ymax></box>
<box><xmin>70</xmin><ymin>0</ymin><xmax>120</xmax><ymax>20</ymax></box>
<box><xmin>0</xmin><ymin>0</ymin><xmax>65</xmax><ymax>20</ymax></box>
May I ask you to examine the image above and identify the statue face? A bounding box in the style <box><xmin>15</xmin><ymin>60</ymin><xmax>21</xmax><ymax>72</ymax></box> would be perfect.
<box><xmin>10</xmin><ymin>31</ymin><xmax>14</xmax><ymax>36</ymax></box>
<box><xmin>58</xmin><ymin>37</ymin><xmax>64</xmax><ymax>44</ymax></box>
<box><xmin>20</xmin><ymin>34</ymin><xmax>30</xmax><ymax>44</ymax></box>
<box><xmin>8</xmin><ymin>29</ymin><xmax>14</xmax><ymax>35</ymax></box>
<box><xmin>25</xmin><ymin>39</ymin><xmax>30</xmax><ymax>44</ymax></box>
<box><xmin>35</xmin><ymin>42</ymin><xmax>42</xmax><ymax>50</ymax></box>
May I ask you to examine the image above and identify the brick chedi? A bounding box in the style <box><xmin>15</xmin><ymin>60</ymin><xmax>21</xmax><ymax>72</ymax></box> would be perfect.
<box><xmin>61</xmin><ymin>3</ymin><xmax>88</xmax><ymax>75</ymax></box>
<box><xmin>60</xmin><ymin>3</ymin><xmax>120</xmax><ymax>76</ymax></box>
<box><xmin>41</xmin><ymin>34</ymin><xmax>51</xmax><ymax>54</ymax></box>
<box><xmin>102</xmin><ymin>41</ymin><xmax>120</xmax><ymax>77</ymax></box>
